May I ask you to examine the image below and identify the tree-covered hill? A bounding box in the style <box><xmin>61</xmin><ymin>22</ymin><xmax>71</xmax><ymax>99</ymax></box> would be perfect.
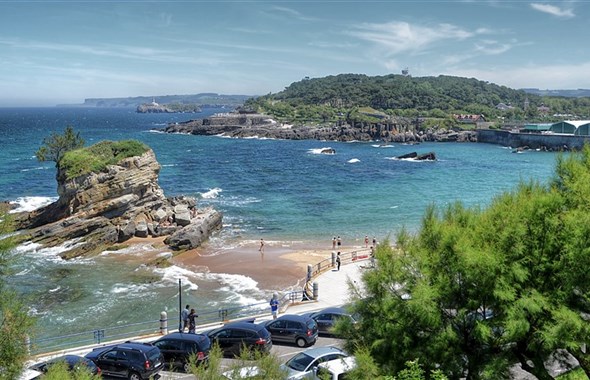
<box><xmin>246</xmin><ymin>74</ymin><xmax>590</xmax><ymax>125</ymax></box>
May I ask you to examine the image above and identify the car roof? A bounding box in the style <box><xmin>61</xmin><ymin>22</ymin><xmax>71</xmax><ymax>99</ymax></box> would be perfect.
<box><xmin>317</xmin><ymin>307</ymin><xmax>347</xmax><ymax>314</ymax></box>
<box><xmin>156</xmin><ymin>332</ymin><xmax>209</xmax><ymax>342</ymax></box>
<box><xmin>317</xmin><ymin>356</ymin><xmax>356</xmax><ymax>374</ymax></box>
<box><xmin>298</xmin><ymin>346</ymin><xmax>344</xmax><ymax>359</ymax></box>
<box><xmin>222</xmin><ymin>321</ymin><xmax>266</xmax><ymax>331</ymax></box>
<box><xmin>271</xmin><ymin>314</ymin><xmax>309</xmax><ymax>322</ymax></box>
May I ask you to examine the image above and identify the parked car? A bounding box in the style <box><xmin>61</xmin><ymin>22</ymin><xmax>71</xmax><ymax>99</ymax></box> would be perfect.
<box><xmin>152</xmin><ymin>331</ymin><xmax>211</xmax><ymax>372</ymax></box>
<box><xmin>206</xmin><ymin>321</ymin><xmax>272</xmax><ymax>357</ymax></box>
<box><xmin>262</xmin><ymin>314</ymin><xmax>318</xmax><ymax>347</ymax></box>
<box><xmin>29</xmin><ymin>355</ymin><xmax>101</xmax><ymax>376</ymax></box>
<box><xmin>280</xmin><ymin>346</ymin><xmax>347</xmax><ymax>379</ymax></box>
<box><xmin>313</xmin><ymin>356</ymin><xmax>356</xmax><ymax>379</ymax></box>
<box><xmin>84</xmin><ymin>341</ymin><xmax>164</xmax><ymax>380</ymax></box>
<box><xmin>303</xmin><ymin>307</ymin><xmax>357</xmax><ymax>335</ymax></box>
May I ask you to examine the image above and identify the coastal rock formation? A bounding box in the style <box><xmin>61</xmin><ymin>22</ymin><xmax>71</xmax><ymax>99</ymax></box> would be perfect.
<box><xmin>161</xmin><ymin>113</ymin><xmax>478</xmax><ymax>143</ymax></box>
<box><xmin>136</xmin><ymin>103</ymin><xmax>175</xmax><ymax>113</ymax></box>
<box><xmin>396</xmin><ymin>151</ymin><xmax>437</xmax><ymax>161</ymax></box>
<box><xmin>13</xmin><ymin>149</ymin><xmax>222</xmax><ymax>259</ymax></box>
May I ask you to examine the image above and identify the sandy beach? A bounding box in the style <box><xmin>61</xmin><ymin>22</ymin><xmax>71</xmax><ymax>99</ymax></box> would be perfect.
<box><xmin>125</xmin><ymin>236</ymin><xmax>362</xmax><ymax>290</ymax></box>
<box><xmin>171</xmin><ymin>241</ymin><xmax>336</xmax><ymax>290</ymax></box>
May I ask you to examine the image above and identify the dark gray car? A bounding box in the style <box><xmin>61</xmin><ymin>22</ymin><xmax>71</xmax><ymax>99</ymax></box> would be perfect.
<box><xmin>262</xmin><ymin>314</ymin><xmax>318</xmax><ymax>347</ymax></box>
<box><xmin>303</xmin><ymin>307</ymin><xmax>357</xmax><ymax>336</ymax></box>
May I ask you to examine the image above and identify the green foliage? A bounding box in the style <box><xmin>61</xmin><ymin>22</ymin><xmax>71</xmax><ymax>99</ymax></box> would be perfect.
<box><xmin>58</xmin><ymin>140</ymin><xmax>149</xmax><ymax>179</ymax></box>
<box><xmin>38</xmin><ymin>360</ymin><xmax>101</xmax><ymax>380</ymax></box>
<box><xmin>188</xmin><ymin>343</ymin><xmax>287</xmax><ymax>379</ymax></box>
<box><xmin>341</xmin><ymin>145</ymin><xmax>590</xmax><ymax>379</ymax></box>
<box><xmin>35</xmin><ymin>126</ymin><xmax>85</xmax><ymax>165</ymax></box>
<box><xmin>246</xmin><ymin>74</ymin><xmax>590</xmax><ymax>126</ymax></box>
<box><xmin>0</xmin><ymin>213</ymin><xmax>35</xmax><ymax>380</ymax></box>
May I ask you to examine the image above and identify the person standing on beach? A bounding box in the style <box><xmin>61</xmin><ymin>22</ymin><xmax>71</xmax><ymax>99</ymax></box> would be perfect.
<box><xmin>372</xmin><ymin>237</ymin><xmax>377</xmax><ymax>247</ymax></box>
<box><xmin>332</xmin><ymin>236</ymin><xmax>336</xmax><ymax>249</ymax></box>
<box><xmin>270</xmin><ymin>293</ymin><xmax>279</xmax><ymax>319</ymax></box>
<box><xmin>336</xmin><ymin>252</ymin><xmax>341</xmax><ymax>271</ymax></box>
<box><xmin>259</xmin><ymin>238</ymin><xmax>265</xmax><ymax>254</ymax></box>
<box><xmin>181</xmin><ymin>304</ymin><xmax>190</xmax><ymax>332</ymax></box>
<box><xmin>337</xmin><ymin>236</ymin><xmax>342</xmax><ymax>248</ymax></box>
<box><xmin>364</xmin><ymin>235</ymin><xmax>369</xmax><ymax>248</ymax></box>
<box><xmin>188</xmin><ymin>308</ymin><xmax>198</xmax><ymax>333</ymax></box>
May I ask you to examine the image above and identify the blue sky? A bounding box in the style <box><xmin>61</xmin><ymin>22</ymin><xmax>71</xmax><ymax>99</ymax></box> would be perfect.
<box><xmin>0</xmin><ymin>0</ymin><xmax>588</xmax><ymax>106</ymax></box>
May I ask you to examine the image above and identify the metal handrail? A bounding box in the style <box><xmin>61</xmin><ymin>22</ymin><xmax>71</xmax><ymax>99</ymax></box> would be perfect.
<box><xmin>29</xmin><ymin>247</ymin><xmax>371</xmax><ymax>355</ymax></box>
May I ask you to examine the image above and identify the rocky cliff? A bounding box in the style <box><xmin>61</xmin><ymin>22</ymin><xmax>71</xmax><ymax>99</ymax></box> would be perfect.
<box><xmin>162</xmin><ymin>113</ymin><xmax>477</xmax><ymax>143</ymax></box>
<box><xmin>14</xmin><ymin>149</ymin><xmax>222</xmax><ymax>259</ymax></box>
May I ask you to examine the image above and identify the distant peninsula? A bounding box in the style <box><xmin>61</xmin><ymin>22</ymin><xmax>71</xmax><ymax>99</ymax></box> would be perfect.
<box><xmin>136</xmin><ymin>99</ymin><xmax>202</xmax><ymax>114</ymax></box>
<box><xmin>60</xmin><ymin>93</ymin><xmax>254</xmax><ymax>108</ymax></box>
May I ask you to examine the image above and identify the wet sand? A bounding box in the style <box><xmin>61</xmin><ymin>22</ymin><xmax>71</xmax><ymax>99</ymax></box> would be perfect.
<box><xmin>171</xmin><ymin>242</ymin><xmax>339</xmax><ymax>290</ymax></box>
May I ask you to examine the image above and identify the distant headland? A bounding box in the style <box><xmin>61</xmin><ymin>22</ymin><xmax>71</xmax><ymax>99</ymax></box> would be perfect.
<box><xmin>59</xmin><ymin>93</ymin><xmax>254</xmax><ymax>108</ymax></box>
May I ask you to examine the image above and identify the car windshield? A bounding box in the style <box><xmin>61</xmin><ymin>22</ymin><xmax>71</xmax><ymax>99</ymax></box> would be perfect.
<box><xmin>285</xmin><ymin>352</ymin><xmax>314</xmax><ymax>371</ymax></box>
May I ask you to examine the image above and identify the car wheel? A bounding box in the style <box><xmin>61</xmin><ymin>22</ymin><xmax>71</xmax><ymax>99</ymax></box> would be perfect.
<box><xmin>183</xmin><ymin>361</ymin><xmax>190</xmax><ymax>373</ymax></box>
<box><xmin>296</xmin><ymin>337</ymin><xmax>307</xmax><ymax>348</ymax></box>
<box><xmin>128</xmin><ymin>371</ymin><xmax>141</xmax><ymax>380</ymax></box>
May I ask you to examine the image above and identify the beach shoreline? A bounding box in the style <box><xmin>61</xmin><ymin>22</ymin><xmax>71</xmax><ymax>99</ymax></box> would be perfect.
<box><xmin>124</xmin><ymin>235</ymin><xmax>369</xmax><ymax>292</ymax></box>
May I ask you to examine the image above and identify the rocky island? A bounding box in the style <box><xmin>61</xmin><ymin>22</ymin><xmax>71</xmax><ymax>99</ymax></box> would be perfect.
<box><xmin>161</xmin><ymin>111</ymin><xmax>477</xmax><ymax>143</ymax></box>
<box><xmin>12</xmin><ymin>140</ymin><xmax>222</xmax><ymax>260</ymax></box>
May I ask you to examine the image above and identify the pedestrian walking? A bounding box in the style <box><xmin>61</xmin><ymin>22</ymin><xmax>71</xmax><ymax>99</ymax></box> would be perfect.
<box><xmin>270</xmin><ymin>293</ymin><xmax>279</xmax><ymax>319</ymax></box>
<box><xmin>259</xmin><ymin>238</ymin><xmax>265</xmax><ymax>254</ymax></box>
<box><xmin>188</xmin><ymin>308</ymin><xmax>198</xmax><ymax>333</ymax></box>
<box><xmin>181</xmin><ymin>304</ymin><xmax>190</xmax><ymax>332</ymax></box>
<box><xmin>336</xmin><ymin>252</ymin><xmax>341</xmax><ymax>271</ymax></box>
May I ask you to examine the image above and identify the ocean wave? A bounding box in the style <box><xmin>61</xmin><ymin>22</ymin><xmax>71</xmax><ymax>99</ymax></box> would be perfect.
<box><xmin>161</xmin><ymin>163</ymin><xmax>178</xmax><ymax>167</ymax></box>
<box><xmin>200</xmin><ymin>188</ymin><xmax>222</xmax><ymax>199</ymax></box>
<box><xmin>372</xmin><ymin>144</ymin><xmax>395</xmax><ymax>148</ymax></box>
<box><xmin>154</xmin><ymin>265</ymin><xmax>200</xmax><ymax>291</ymax></box>
<box><xmin>20</xmin><ymin>166</ymin><xmax>50</xmax><ymax>172</ymax></box>
<box><xmin>146</xmin><ymin>129</ymin><xmax>166</xmax><ymax>134</ymax></box>
<box><xmin>348</xmin><ymin>158</ymin><xmax>361</xmax><ymax>163</ymax></box>
<box><xmin>16</xmin><ymin>238</ymin><xmax>85</xmax><ymax>263</ymax></box>
<box><xmin>9</xmin><ymin>196</ymin><xmax>57</xmax><ymax>213</ymax></box>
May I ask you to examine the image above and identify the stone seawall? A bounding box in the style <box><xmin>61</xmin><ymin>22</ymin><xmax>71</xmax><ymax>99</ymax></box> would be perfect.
<box><xmin>477</xmin><ymin>129</ymin><xmax>590</xmax><ymax>150</ymax></box>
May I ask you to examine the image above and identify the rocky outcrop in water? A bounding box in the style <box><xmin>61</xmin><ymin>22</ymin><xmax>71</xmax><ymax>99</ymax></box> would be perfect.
<box><xmin>13</xmin><ymin>149</ymin><xmax>222</xmax><ymax>259</ymax></box>
<box><xmin>161</xmin><ymin>113</ymin><xmax>478</xmax><ymax>143</ymax></box>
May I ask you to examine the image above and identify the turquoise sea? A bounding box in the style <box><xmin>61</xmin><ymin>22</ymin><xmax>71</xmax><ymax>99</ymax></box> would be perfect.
<box><xmin>0</xmin><ymin>107</ymin><xmax>558</xmax><ymax>340</ymax></box>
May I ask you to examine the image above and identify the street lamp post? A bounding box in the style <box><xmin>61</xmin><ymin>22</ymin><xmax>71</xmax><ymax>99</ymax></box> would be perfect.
<box><xmin>178</xmin><ymin>279</ymin><xmax>182</xmax><ymax>332</ymax></box>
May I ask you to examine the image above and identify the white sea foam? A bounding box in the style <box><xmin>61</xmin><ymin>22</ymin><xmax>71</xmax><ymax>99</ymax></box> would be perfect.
<box><xmin>9</xmin><ymin>196</ymin><xmax>57</xmax><ymax>213</ymax></box>
<box><xmin>16</xmin><ymin>238</ymin><xmax>85</xmax><ymax>263</ymax></box>
<box><xmin>348</xmin><ymin>158</ymin><xmax>361</xmax><ymax>163</ymax></box>
<box><xmin>161</xmin><ymin>163</ymin><xmax>177</xmax><ymax>167</ymax></box>
<box><xmin>20</xmin><ymin>166</ymin><xmax>50</xmax><ymax>172</ymax></box>
<box><xmin>307</xmin><ymin>147</ymin><xmax>334</xmax><ymax>155</ymax></box>
<box><xmin>371</xmin><ymin>144</ymin><xmax>395</xmax><ymax>148</ymax></box>
<box><xmin>200</xmin><ymin>188</ymin><xmax>222</xmax><ymax>199</ymax></box>
<box><xmin>48</xmin><ymin>286</ymin><xmax>61</xmax><ymax>293</ymax></box>
<box><xmin>154</xmin><ymin>265</ymin><xmax>200</xmax><ymax>291</ymax></box>
<box><xmin>385</xmin><ymin>157</ymin><xmax>434</xmax><ymax>162</ymax></box>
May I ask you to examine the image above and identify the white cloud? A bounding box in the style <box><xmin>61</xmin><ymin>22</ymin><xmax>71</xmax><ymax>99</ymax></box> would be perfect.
<box><xmin>349</xmin><ymin>21</ymin><xmax>478</xmax><ymax>57</ymax></box>
<box><xmin>530</xmin><ymin>3</ymin><xmax>575</xmax><ymax>18</ymax></box>
<box><xmin>445</xmin><ymin>61</ymin><xmax>590</xmax><ymax>89</ymax></box>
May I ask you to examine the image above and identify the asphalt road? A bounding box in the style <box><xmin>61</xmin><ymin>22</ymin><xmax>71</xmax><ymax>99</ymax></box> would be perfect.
<box><xmin>142</xmin><ymin>335</ymin><xmax>346</xmax><ymax>380</ymax></box>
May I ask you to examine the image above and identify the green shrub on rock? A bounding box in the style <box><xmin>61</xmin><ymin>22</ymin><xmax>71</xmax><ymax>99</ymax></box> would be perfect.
<box><xmin>59</xmin><ymin>140</ymin><xmax>149</xmax><ymax>179</ymax></box>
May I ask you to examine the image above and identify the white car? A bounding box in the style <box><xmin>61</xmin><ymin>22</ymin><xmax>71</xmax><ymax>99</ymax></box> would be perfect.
<box><xmin>313</xmin><ymin>356</ymin><xmax>356</xmax><ymax>379</ymax></box>
<box><xmin>280</xmin><ymin>346</ymin><xmax>347</xmax><ymax>379</ymax></box>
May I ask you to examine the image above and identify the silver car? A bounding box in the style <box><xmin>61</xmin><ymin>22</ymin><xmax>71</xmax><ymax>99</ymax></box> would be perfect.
<box><xmin>280</xmin><ymin>346</ymin><xmax>347</xmax><ymax>379</ymax></box>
